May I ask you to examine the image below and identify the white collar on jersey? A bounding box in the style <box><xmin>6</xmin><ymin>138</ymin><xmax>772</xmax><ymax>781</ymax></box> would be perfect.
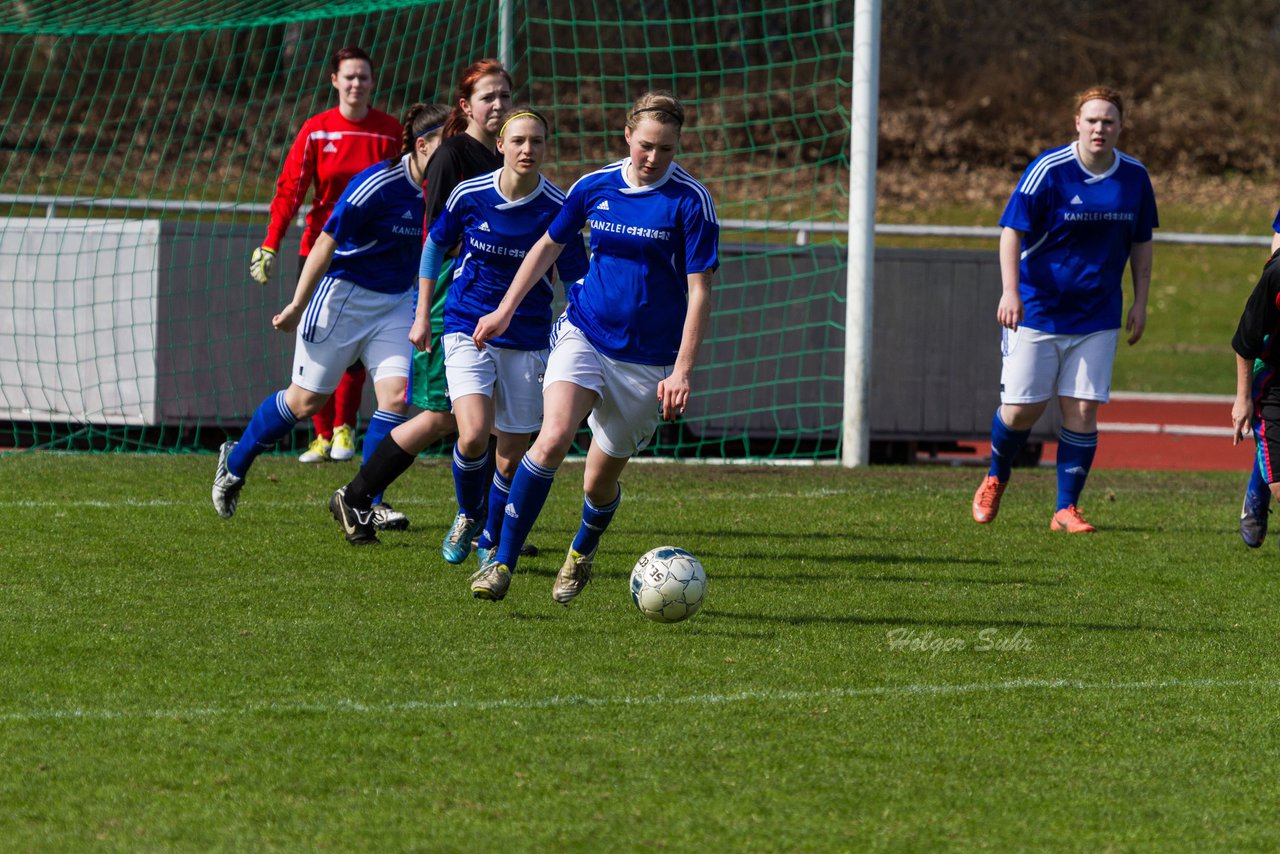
<box><xmin>620</xmin><ymin>158</ymin><xmax>677</xmax><ymax>193</ymax></box>
<box><xmin>1070</xmin><ymin>141</ymin><xmax>1121</xmax><ymax>183</ymax></box>
<box><xmin>492</xmin><ymin>168</ymin><xmax>549</xmax><ymax>210</ymax></box>
<box><xmin>398</xmin><ymin>152</ymin><xmax>423</xmax><ymax>189</ymax></box>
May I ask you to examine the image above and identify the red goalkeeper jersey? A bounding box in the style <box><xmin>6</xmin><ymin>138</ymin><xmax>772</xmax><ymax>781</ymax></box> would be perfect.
<box><xmin>264</xmin><ymin>106</ymin><xmax>402</xmax><ymax>256</ymax></box>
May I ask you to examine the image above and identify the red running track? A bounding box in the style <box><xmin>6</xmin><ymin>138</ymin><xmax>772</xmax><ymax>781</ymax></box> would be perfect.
<box><xmin>1055</xmin><ymin>392</ymin><xmax>1250</xmax><ymax>471</ymax></box>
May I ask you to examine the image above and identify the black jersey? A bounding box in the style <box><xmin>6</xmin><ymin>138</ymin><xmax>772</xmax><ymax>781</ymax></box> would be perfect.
<box><xmin>422</xmin><ymin>133</ymin><xmax>502</xmax><ymax>225</ymax></box>
<box><xmin>1233</xmin><ymin>249</ymin><xmax>1280</xmax><ymax>367</ymax></box>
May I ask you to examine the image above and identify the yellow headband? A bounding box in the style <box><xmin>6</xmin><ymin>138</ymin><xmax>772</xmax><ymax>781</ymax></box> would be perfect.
<box><xmin>499</xmin><ymin>111</ymin><xmax>544</xmax><ymax>137</ymax></box>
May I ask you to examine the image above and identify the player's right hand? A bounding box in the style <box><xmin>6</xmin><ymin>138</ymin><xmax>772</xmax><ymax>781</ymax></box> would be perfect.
<box><xmin>250</xmin><ymin>246</ymin><xmax>276</xmax><ymax>284</ymax></box>
<box><xmin>472</xmin><ymin>310</ymin><xmax>511</xmax><ymax>351</ymax></box>
<box><xmin>409</xmin><ymin>317</ymin><xmax>432</xmax><ymax>352</ymax></box>
<box><xmin>272</xmin><ymin>302</ymin><xmax>303</xmax><ymax>333</ymax></box>
<box><xmin>996</xmin><ymin>290</ymin><xmax>1023</xmax><ymax>330</ymax></box>
<box><xmin>1232</xmin><ymin>398</ymin><xmax>1253</xmax><ymax>446</ymax></box>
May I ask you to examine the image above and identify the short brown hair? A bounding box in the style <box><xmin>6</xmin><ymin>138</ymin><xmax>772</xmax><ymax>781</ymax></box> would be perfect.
<box><xmin>1074</xmin><ymin>86</ymin><xmax>1124</xmax><ymax>119</ymax></box>
<box><xmin>331</xmin><ymin>46</ymin><xmax>372</xmax><ymax>75</ymax></box>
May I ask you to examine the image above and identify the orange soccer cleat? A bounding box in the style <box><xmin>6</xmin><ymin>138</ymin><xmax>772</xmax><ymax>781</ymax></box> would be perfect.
<box><xmin>1050</xmin><ymin>505</ymin><xmax>1097</xmax><ymax>533</ymax></box>
<box><xmin>971</xmin><ymin>475</ymin><xmax>1007</xmax><ymax>524</ymax></box>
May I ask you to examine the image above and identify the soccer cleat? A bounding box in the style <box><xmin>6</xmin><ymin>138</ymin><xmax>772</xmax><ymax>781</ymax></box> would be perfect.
<box><xmin>330</xmin><ymin>424</ymin><xmax>357</xmax><ymax>461</ymax></box>
<box><xmin>371</xmin><ymin>501</ymin><xmax>409</xmax><ymax>531</ymax></box>
<box><xmin>474</xmin><ymin>537</ymin><xmax>540</xmax><ymax>558</ymax></box>
<box><xmin>475</xmin><ymin>546</ymin><xmax>494</xmax><ymax>568</ymax></box>
<box><xmin>442</xmin><ymin>512</ymin><xmax>481</xmax><ymax>564</ymax></box>
<box><xmin>1050</xmin><ymin>505</ymin><xmax>1097</xmax><ymax>533</ymax></box>
<box><xmin>1240</xmin><ymin>488</ymin><xmax>1271</xmax><ymax>548</ymax></box>
<box><xmin>971</xmin><ymin>474</ymin><xmax>1007</xmax><ymax>524</ymax></box>
<box><xmin>298</xmin><ymin>435</ymin><xmax>332</xmax><ymax>463</ymax></box>
<box><xmin>329</xmin><ymin>486</ymin><xmax>379</xmax><ymax>546</ymax></box>
<box><xmin>211</xmin><ymin>441</ymin><xmax>244</xmax><ymax>519</ymax></box>
<box><xmin>470</xmin><ymin>560</ymin><xmax>512</xmax><ymax>601</ymax></box>
<box><xmin>552</xmin><ymin>547</ymin><xmax>595</xmax><ymax>604</ymax></box>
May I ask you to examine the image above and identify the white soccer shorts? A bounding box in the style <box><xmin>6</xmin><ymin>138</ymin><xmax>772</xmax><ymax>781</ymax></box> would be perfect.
<box><xmin>1000</xmin><ymin>325</ymin><xmax>1119</xmax><ymax>404</ymax></box>
<box><xmin>291</xmin><ymin>276</ymin><xmax>413</xmax><ymax>394</ymax></box>
<box><xmin>543</xmin><ymin>313</ymin><xmax>671</xmax><ymax>458</ymax></box>
<box><xmin>443</xmin><ymin>331</ymin><xmax>547</xmax><ymax>434</ymax></box>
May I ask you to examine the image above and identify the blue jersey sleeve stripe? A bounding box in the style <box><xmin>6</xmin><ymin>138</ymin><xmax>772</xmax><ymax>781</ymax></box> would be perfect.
<box><xmin>444</xmin><ymin>170</ymin><xmax>498</xmax><ymax>209</ymax></box>
<box><xmin>444</xmin><ymin>180</ymin><xmax>493</xmax><ymax>212</ymax></box>
<box><xmin>1018</xmin><ymin>147</ymin><xmax>1072</xmax><ymax>194</ymax></box>
<box><xmin>1019</xmin><ymin>147</ymin><xmax>1074</xmax><ymax>195</ymax></box>
<box><xmin>566</xmin><ymin>160</ymin><xmax>626</xmax><ymax>195</ymax></box>
<box><xmin>346</xmin><ymin>169</ymin><xmax>402</xmax><ymax>207</ymax></box>
<box><xmin>671</xmin><ymin>169</ymin><xmax>718</xmax><ymax>223</ymax></box>
<box><xmin>348</xmin><ymin>165</ymin><xmax>407</xmax><ymax>206</ymax></box>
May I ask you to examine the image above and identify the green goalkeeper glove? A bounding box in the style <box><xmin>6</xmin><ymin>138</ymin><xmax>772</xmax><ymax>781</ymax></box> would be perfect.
<box><xmin>249</xmin><ymin>246</ymin><xmax>276</xmax><ymax>284</ymax></box>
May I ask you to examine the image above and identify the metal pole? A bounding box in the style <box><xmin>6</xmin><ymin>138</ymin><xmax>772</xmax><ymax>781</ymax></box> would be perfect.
<box><xmin>499</xmin><ymin>0</ymin><xmax>514</xmax><ymax>71</ymax></box>
<box><xmin>841</xmin><ymin>0</ymin><xmax>881</xmax><ymax>467</ymax></box>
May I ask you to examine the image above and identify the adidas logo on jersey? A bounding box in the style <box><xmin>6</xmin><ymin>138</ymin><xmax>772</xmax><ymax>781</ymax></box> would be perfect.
<box><xmin>1070</xmin><ymin>194</ymin><xmax>1083</xmax><ymax>205</ymax></box>
<box><xmin>323</xmin><ymin>142</ymin><xmax>338</xmax><ymax>153</ymax></box>
<box><xmin>402</xmin><ymin>210</ymin><xmax>414</xmax><ymax>220</ymax></box>
<box><xmin>596</xmin><ymin>200</ymin><xmax>610</xmax><ymax>210</ymax></box>
<box><xmin>479</xmin><ymin>221</ymin><xmax>491</xmax><ymax>232</ymax></box>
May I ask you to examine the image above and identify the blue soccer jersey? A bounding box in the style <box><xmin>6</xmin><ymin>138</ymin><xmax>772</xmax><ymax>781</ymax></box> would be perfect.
<box><xmin>547</xmin><ymin>159</ymin><xmax>719</xmax><ymax>365</ymax></box>
<box><xmin>321</xmin><ymin>154</ymin><xmax>424</xmax><ymax>294</ymax></box>
<box><xmin>431</xmin><ymin>169</ymin><xmax>589</xmax><ymax>350</ymax></box>
<box><xmin>1000</xmin><ymin>142</ymin><xmax>1158</xmax><ymax>334</ymax></box>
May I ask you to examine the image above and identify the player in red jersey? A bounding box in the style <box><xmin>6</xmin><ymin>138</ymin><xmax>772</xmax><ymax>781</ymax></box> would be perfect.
<box><xmin>251</xmin><ymin>46</ymin><xmax>402</xmax><ymax>476</ymax></box>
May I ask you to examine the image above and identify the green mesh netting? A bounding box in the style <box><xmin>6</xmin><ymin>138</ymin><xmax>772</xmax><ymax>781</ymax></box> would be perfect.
<box><xmin>0</xmin><ymin>1</ymin><xmax>852</xmax><ymax>458</ymax></box>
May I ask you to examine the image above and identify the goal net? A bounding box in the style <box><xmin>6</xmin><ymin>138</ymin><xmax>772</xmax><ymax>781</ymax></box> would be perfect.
<box><xmin>0</xmin><ymin>1</ymin><xmax>853</xmax><ymax>459</ymax></box>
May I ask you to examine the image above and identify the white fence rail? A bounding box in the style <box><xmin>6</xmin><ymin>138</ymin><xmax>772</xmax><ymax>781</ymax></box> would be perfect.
<box><xmin>2</xmin><ymin>194</ymin><xmax>1269</xmax><ymax>248</ymax></box>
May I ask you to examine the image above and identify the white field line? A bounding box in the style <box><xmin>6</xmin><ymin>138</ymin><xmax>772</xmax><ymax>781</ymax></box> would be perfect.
<box><xmin>2</xmin><ymin>677</ymin><xmax>1277</xmax><ymax>725</ymax></box>
<box><xmin>0</xmin><ymin>488</ymin><xmax>856</xmax><ymax>510</ymax></box>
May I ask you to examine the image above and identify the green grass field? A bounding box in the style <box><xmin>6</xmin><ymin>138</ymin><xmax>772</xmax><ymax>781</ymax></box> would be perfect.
<box><xmin>4</xmin><ymin>452</ymin><xmax>1279</xmax><ymax>850</ymax></box>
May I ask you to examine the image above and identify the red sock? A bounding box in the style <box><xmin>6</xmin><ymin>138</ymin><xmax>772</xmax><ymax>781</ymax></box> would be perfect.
<box><xmin>335</xmin><ymin>364</ymin><xmax>367</xmax><ymax>429</ymax></box>
<box><xmin>311</xmin><ymin>396</ymin><xmax>336</xmax><ymax>440</ymax></box>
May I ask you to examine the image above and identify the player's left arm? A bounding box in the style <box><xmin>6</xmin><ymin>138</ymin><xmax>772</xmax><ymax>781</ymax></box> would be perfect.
<box><xmin>659</xmin><ymin>269</ymin><xmax>714</xmax><ymax>422</ymax></box>
<box><xmin>274</xmin><ymin>231</ymin><xmax>336</xmax><ymax>332</ymax></box>
<box><xmin>659</xmin><ymin>189</ymin><xmax>720</xmax><ymax>421</ymax></box>
<box><xmin>1125</xmin><ymin>239</ymin><xmax>1153</xmax><ymax>345</ymax></box>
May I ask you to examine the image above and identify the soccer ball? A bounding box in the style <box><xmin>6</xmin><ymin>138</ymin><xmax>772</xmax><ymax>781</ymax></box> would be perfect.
<box><xmin>630</xmin><ymin>546</ymin><xmax>707</xmax><ymax>623</ymax></box>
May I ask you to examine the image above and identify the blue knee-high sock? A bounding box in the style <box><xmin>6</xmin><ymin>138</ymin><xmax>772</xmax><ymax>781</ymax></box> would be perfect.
<box><xmin>452</xmin><ymin>444</ymin><xmax>490</xmax><ymax>521</ymax></box>
<box><xmin>988</xmin><ymin>408</ymin><xmax>1032</xmax><ymax>482</ymax></box>
<box><xmin>1248</xmin><ymin>456</ymin><xmax>1271</xmax><ymax>510</ymax></box>
<box><xmin>1055</xmin><ymin>428</ymin><xmax>1098</xmax><ymax>510</ymax></box>
<box><xmin>494</xmin><ymin>455</ymin><xmax>557</xmax><ymax>571</ymax></box>
<box><xmin>362</xmin><ymin>409</ymin><xmax>408</xmax><ymax>504</ymax></box>
<box><xmin>477</xmin><ymin>470</ymin><xmax>512</xmax><ymax>551</ymax></box>
<box><xmin>571</xmin><ymin>485</ymin><xmax>621</xmax><ymax>557</ymax></box>
<box><xmin>227</xmin><ymin>390</ymin><xmax>298</xmax><ymax>479</ymax></box>
<box><xmin>479</xmin><ymin>435</ymin><xmax>498</xmax><ymax>513</ymax></box>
